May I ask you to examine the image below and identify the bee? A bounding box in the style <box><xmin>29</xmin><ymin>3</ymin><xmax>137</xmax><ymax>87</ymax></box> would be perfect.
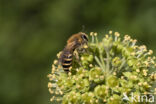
<box><xmin>59</xmin><ymin>32</ymin><xmax>88</xmax><ymax>73</ymax></box>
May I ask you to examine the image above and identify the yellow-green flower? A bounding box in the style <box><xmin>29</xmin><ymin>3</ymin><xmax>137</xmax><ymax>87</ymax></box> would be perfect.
<box><xmin>48</xmin><ymin>31</ymin><xmax>156</xmax><ymax>104</ymax></box>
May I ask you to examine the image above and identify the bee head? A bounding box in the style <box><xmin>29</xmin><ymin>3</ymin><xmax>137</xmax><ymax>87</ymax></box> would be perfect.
<box><xmin>79</xmin><ymin>32</ymin><xmax>88</xmax><ymax>42</ymax></box>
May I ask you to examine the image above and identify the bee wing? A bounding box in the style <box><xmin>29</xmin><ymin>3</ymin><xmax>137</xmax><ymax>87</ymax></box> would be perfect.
<box><xmin>66</xmin><ymin>41</ymin><xmax>77</xmax><ymax>49</ymax></box>
<box><xmin>58</xmin><ymin>41</ymin><xmax>76</xmax><ymax>64</ymax></box>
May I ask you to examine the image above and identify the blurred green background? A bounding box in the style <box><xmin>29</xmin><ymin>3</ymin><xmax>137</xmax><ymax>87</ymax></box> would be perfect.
<box><xmin>0</xmin><ymin>0</ymin><xmax>156</xmax><ymax>104</ymax></box>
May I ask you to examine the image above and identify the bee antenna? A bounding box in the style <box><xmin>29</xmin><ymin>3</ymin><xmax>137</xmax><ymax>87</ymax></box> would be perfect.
<box><xmin>81</xmin><ymin>25</ymin><xmax>85</xmax><ymax>32</ymax></box>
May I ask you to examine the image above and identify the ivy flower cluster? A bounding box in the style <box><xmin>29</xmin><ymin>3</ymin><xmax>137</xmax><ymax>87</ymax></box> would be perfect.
<box><xmin>48</xmin><ymin>31</ymin><xmax>156</xmax><ymax>104</ymax></box>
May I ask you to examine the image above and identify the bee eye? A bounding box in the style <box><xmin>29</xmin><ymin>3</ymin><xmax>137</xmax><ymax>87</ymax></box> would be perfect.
<box><xmin>81</xmin><ymin>35</ymin><xmax>88</xmax><ymax>41</ymax></box>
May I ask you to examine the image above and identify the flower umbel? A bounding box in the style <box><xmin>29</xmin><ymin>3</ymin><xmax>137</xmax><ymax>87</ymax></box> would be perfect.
<box><xmin>48</xmin><ymin>31</ymin><xmax>156</xmax><ymax>104</ymax></box>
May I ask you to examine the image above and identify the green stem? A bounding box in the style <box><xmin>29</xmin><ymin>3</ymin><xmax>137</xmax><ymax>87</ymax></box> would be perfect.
<box><xmin>99</xmin><ymin>53</ymin><xmax>105</xmax><ymax>71</ymax></box>
<box><xmin>92</xmin><ymin>35</ymin><xmax>94</xmax><ymax>43</ymax></box>
<box><xmin>118</xmin><ymin>58</ymin><xmax>126</xmax><ymax>71</ymax></box>
<box><xmin>95</xmin><ymin>36</ymin><xmax>98</xmax><ymax>44</ymax></box>
<box><xmin>95</xmin><ymin>56</ymin><xmax>105</xmax><ymax>71</ymax></box>
<box><xmin>106</xmin><ymin>49</ymin><xmax>110</xmax><ymax>73</ymax></box>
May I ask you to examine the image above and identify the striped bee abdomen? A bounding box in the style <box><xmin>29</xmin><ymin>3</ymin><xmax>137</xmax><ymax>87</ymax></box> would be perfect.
<box><xmin>61</xmin><ymin>52</ymin><xmax>73</xmax><ymax>72</ymax></box>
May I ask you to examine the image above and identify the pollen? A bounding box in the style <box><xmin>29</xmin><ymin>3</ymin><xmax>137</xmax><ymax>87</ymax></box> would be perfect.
<box><xmin>148</xmin><ymin>50</ymin><xmax>153</xmax><ymax>55</ymax></box>
<box><xmin>110</xmin><ymin>97</ymin><xmax>114</xmax><ymax>100</ymax></box>
<box><xmin>144</xmin><ymin>92</ymin><xmax>147</xmax><ymax>95</ymax></box>
<box><xmin>81</xmin><ymin>57</ymin><xmax>84</xmax><ymax>60</ymax></box>
<box><xmin>133</xmin><ymin>39</ymin><xmax>137</xmax><ymax>43</ymax></box>
<box><xmin>105</xmin><ymin>34</ymin><xmax>109</xmax><ymax>38</ymax></box>
<box><xmin>48</xmin><ymin>82</ymin><xmax>53</xmax><ymax>88</ymax></box>
<box><xmin>89</xmin><ymin>64</ymin><xmax>93</xmax><ymax>67</ymax></box>
<box><xmin>140</xmin><ymin>45</ymin><xmax>147</xmax><ymax>52</ymax></box>
<box><xmin>138</xmin><ymin>83</ymin><xmax>142</xmax><ymax>86</ymax></box>
<box><xmin>84</xmin><ymin>45</ymin><xmax>88</xmax><ymax>49</ymax></box>
<box><xmin>50</xmin><ymin>96</ymin><xmax>55</xmax><ymax>102</ymax></box>
<box><xmin>94</xmin><ymin>32</ymin><xmax>97</xmax><ymax>36</ymax></box>
<box><xmin>90</xmin><ymin>100</ymin><xmax>93</xmax><ymax>103</ymax></box>
<box><xmin>56</xmin><ymin>98</ymin><xmax>61</xmax><ymax>101</ymax></box>
<box><xmin>124</xmin><ymin>35</ymin><xmax>131</xmax><ymax>41</ymax></box>
<box><xmin>80</xmin><ymin>74</ymin><xmax>84</xmax><ymax>77</ymax></box>
<box><xmin>100</xmin><ymin>76</ymin><xmax>104</xmax><ymax>80</ymax></box>
<box><xmin>103</xmin><ymin>99</ymin><xmax>106</xmax><ymax>102</ymax></box>
<box><xmin>96</xmin><ymin>75</ymin><xmax>99</xmax><ymax>78</ymax></box>
<box><xmin>55</xmin><ymin>91</ymin><xmax>59</xmax><ymax>95</ymax></box>
<box><xmin>90</xmin><ymin>32</ymin><xmax>94</xmax><ymax>36</ymax></box>
<box><xmin>114</xmin><ymin>32</ymin><xmax>120</xmax><ymax>37</ymax></box>
<box><xmin>143</xmin><ymin>82</ymin><xmax>148</xmax><ymax>86</ymax></box>
<box><xmin>68</xmin><ymin>72</ymin><xmax>72</xmax><ymax>76</ymax></box>
<box><xmin>59</xmin><ymin>90</ymin><xmax>63</xmax><ymax>95</ymax></box>
<box><xmin>121</xmin><ymin>76</ymin><xmax>124</xmax><ymax>79</ymax></box>
<box><xmin>131</xmin><ymin>52</ymin><xmax>135</xmax><ymax>56</ymax></box>
<box><xmin>113</xmin><ymin>72</ymin><xmax>116</xmax><ymax>75</ymax></box>
<box><xmin>109</xmin><ymin>30</ymin><xmax>112</xmax><ymax>34</ymax></box>
<box><xmin>69</xmin><ymin>66</ymin><xmax>72</xmax><ymax>70</ymax></box>
<box><xmin>53</xmin><ymin>60</ymin><xmax>58</xmax><ymax>65</ymax></box>
<box><xmin>76</xmin><ymin>68</ymin><xmax>79</xmax><ymax>72</ymax></box>
<box><xmin>136</xmin><ymin>69</ymin><xmax>140</xmax><ymax>72</ymax></box>
<box><xmin>57</xmin><ymin>52</ymin><xmax>62</xmax><ymax>58</ymax></box>
<box><xmin>96</xmin><ymin>100</ymin><xmax>98</xmax><ymax>103</ymax></box>
<box><xmin>73</xmin><ymin>96</ymin><xmax>76</xmax><ymax>99</ymax></box>
<box><xmin>49</xmin><ymin>88</ymin><xmax>54</xmax><ymax>94</ymax></box>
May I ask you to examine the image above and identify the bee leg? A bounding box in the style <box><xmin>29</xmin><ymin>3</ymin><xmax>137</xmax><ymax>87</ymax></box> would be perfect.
<box><xmin>73</xmin><ymin>50</ymin><xmax>83</xmax><ymax>67</ymax></box>
<box><xmin>81</xmin><ymin>48</ymin><xmax>86</xmax><ymax>53</ymax></box>
<box><xmin>73</xmin><ymin>50</ymin><xmax>79</xmax><ymax>61</ymax></box>
<box><xmin>79</xmin><ymin>44</ymin><xmax>88</xmax><ymax>53</ymax></box>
